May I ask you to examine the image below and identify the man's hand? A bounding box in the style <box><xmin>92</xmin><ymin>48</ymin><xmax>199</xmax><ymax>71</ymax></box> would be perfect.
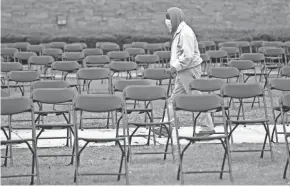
<box><xmin>165</xmin><ymin>67</ymin><xmax>177</xmax><ymax>76</ymax></box>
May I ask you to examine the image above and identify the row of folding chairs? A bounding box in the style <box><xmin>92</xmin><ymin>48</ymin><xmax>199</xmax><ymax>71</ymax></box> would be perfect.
<box><xmin>2</xmin><ymin>78</ymin><xmax>290</xmax><ymax>184</ymax></box>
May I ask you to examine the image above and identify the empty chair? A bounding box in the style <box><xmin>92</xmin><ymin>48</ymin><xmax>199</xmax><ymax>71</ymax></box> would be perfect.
<box><xmin>82</xmin><ymin>48</ymin><xmax>103</xmax><ymax>57</ymax></box>
<box><xmin>131</xmin><ymin>42</ymin><xmax>147</xmax><ymax>49</ymax></box>
<box><xmin>95</xmin><ymin>42</ymin><xmax>114</xmax><ymax>48</ymax></box>
<box><xmin>72</xmin><ymin>94</ymin><xmax>129</xmax><ymax>184</ymax></box>
<box><xmin>28</xmin><ymin>45</ymin><xmax>44</xmax><ymax>56</ymax></box>
<box><xmin>101</xmin><ymin>43</ymin><xmax>120</xmax><ymax>55</ymax></box>
<box><xmin>107</xmin><ymin>51</ymin><xmax>130</xmax><ymax>61</ymax></box>
<box><xmin>200</xmin><ymin>53</ymin><xmax>210</xmax><ymax>75</ymax></box>
<box><xmin>279</xmin><ymin>94</ymin><xmax>290</xmax><ymax>179</ymax></box>
<box><xmin>1</xmin><ymin>62</ymin><xmax>23</xmax><ymax>87</ymax></box>
<box><xmin>236</xmin><ymin>41</ymin><xmax>251</xmax><ymax>53</ymax></box>
<box><xmin>173</xmin><ymin>94</ymin><xmax>233</xmax><ymax>184</ymax></box>
<box><xmin>123</xmin><ymin>43</ymin><xmax>132</xmax><ymax>50</ymax></box>
<box><xmin>123</xmin><ymin>85</ymin><xmax>175</xmax><ymax>162</ymax></box>
<box><xmin>281</xmin><ymin>66</ymin><xmax>290</xmax><ymax>77</ymax></box>
<box><xmin>28</xmin><ymin>56</ymin><xmax>54</xmax><ymax>79</ymax></box>
<box><xmin>143</xmin><ymin>43</ymin><xmax>163</xmax><ymax>54</ymax></box>
<box><xmin>62</xmin><ymin>52</ymin><xmax>85</xmax><ymax>65</ymax></box>
<box><xmin>1</xmin><ymin>96</ymin><xmax>40</xmax><ymax>185</ymax></box>
<box><xmin>135</xmin><ymin>54</ymin><xmax>160</xmax><ymax>71</ymax></box>
<box><xmin>206</xmin><ymin>50</ymin><xmax>227</xmax><ymax>67</ymax></box>
<box><xmin>110</xmin><ymin>61</ymin><xmax>138</xmax><ymax>79</ymax></box>
<box><xmin>7</xmin><ymin>71</ymin><xmax>40</xmax><ymax>96</ymax></box>
<box><xmin>219</xmin><ymin>47</ymin><xmax>240</xmax><ymax>62</ymax></box>
<box><xmin>163</xmin><ymin>41</ymin><xmax>171</xmax><ymax>51</ymax></box>
<box><xmin>125</xmin><ymin>48</ymin><xmax>145</xmax><ymax>61</ymax></box>
<box><xmin>199</xmin><ymin>41</ymin><xmax>216</xmax><ymax>51</ymax></box>
<box><xmin>228</xmin><ymin>60</ymin><xmax>256</xmax><ymax>83</ymax></box>
<box><xmin>208</xmin><ymin>67</ymin><xmax>240</xmax><ymax>83</ymax></box>
<box><xmin>83</xmin><ymin>55</ymin><xmax>110</xmax><ymax>68</ymax></box>
<box><xmin>1</xmin><ymin>48</ymin><xmax>19</xmax><ymax>62</ymax></box>
<box><xmin>64</xmin><ymin>43</ymin><xmax>83</xmax><ymax>52</ymax></box>
<box><xmin>251</xmin><ymin>41</ymin><xmax>264</xmax><ymax>53</ymax></box>
<box><xmin>154</xmin><ymin>51</ymin><xmax>171</xmax><ymax>68</ymax></box>
<box><xmin>14</xmin><ymin>42</ymin><xmax>30</xmax><ymax>52</ymax></box>
<box><xmin>262</xmin><ymin>41</ymin><xmax>284</xmax><ymax>48</ymax></box>
<box><xmin>42</xmin><ymin>48</ymin><xmax>63</xmax><ymax>61</ymax></box>
<box><xmin>14</xmin><ymin>52</ymin><xmax>37</xmax><ymax>66</ymax></box>
<box><xmin>263</xmin><ymin>48</ymin><xmax>285</xmax><ymax>78</ymax></box>
<box><xmin>49</xmin><ymin>42</ymin><xmax>66</xmax><ymax>51</ymax></box>
<box><xmin>219</xmin><ymin>42</ymin><xmax>239</xmax><ymax>48</ymax></box>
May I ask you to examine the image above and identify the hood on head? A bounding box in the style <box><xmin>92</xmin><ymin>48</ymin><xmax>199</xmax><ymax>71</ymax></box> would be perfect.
<box><xmin>166</xmin><ymin>7</ymin><xmax>185</xmax><ymax>35</ymax></box>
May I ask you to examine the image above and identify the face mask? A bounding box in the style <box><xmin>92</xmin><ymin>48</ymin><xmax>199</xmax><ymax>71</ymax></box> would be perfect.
<box><xmin>165</xmin><ymin>19</ymin><xmax>172</xmax><ymax>33</ymax></box>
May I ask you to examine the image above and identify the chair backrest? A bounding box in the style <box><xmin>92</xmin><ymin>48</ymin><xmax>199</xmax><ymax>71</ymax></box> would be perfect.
<box><xmin>199</xmin><ymin>41</ymin><xmax>216</xmax><ymax>49</ymax></box>
<box><xmin>7</xmin><ymin>71</ymin><xmax>40</xmax><ymax>82</ymax></box>
<box><xmin>125</xmin><ymin>48</ymin><xmax>146</xmax><ymax>57</ymax></box>
<box><xmin>206</xmin><ymin>50</ymin><xmax>227</xmax><ymax>59</ymax></box>
<box><xmin>110</xmin><ymin>61</ymin><xmax>137</xmax><ymax>72</ymax></box>
<box><xmin>64</xmin><ymin>43</ymin><xmax>83</xmax><ymax>52</ymax></box>
<box><xmin>123</xmin><ymin>85</ymin><xmax>167</xmax><ymax>101</ymax></box>
<box><xmin>1</xmin><ymin>48</ymin><xmax>19</xmax><ymax>57</ymax></box>
<box><xmin>221</xmin><ymin>83</ymin><xmax>264</xmax><ymax>99</ymax></box>
<box><xmin>123</xmin><ymin>44</ymin><xmax>132</xmax><ymax>50</ymax></box>
<box><xmin>114</xmin><ymin>79</ymin><xmax>150</xmax><ymax>92</ymax></box>
<box><xmin>268</xmin><ymin>79</ymin><xmax>290</xmax><ymax>92</ymax></box>
<box><xmin>32</xmin><ymin>88</ymin><xmax>75</xmax><ymax>104</ymax></box>
<box><xmin>1</xmin><ymin>62</ymin><xmax>23</xmax><ymax>72</ymax></box>
<box><xmin>49</xmin><ymin>42</ymin><xmax>66</xmax><ymax>50</ymax></box>
<box><xmin>153</xmin><ymin>51</ymin><xmax>171</xmax><ymax>60</ymax></box>
<box><xmin>131</xmin><ymin>42</ymin><xmax>147</xmax><ymax>48</ymax></box>
<box><xmin>263</xmin><ymin>48</ymin><xmax>285</xmax><ymax>56</ymax></box>
<box><xmin>219</xmin><ymin>47</ymin><xmax>239</xmax><ymax>55</ymax></box>
<box><xmin>135</xmin><ymin>54</ymin><xmax>159</xmax><ymax>63</ymax></box>
<box><xmin>1</xmin><ymin>90</ymin><xmax>10</xmax><ymax>97</ymax></box>
<box><xmin>51</xmin><ymin>61</ymin><xmax>80</xmax><ymax>72</ymax></box>
<box><xmin>14</xmin><ymin>52</ymin><xmax>37</xmax><ymax>60</ymax></box>
<box><xmin>107</xmin><ymin>51</ymin><xmax>130</xmax><ymax>60</ymax></box>
<box><xmin>74</xmin><ymin>94</ymin><xmax>123</xmax><ymax>112</ymax></box>
<box><xmin>32</xmin><ymin>80</ymin><xmax>70</xmax><ymax>90</ymax></box>
<box><xmin>42</xmin><ymin>48</ymin><xmax>63</xmax><ymax>58</ymax></box>
<box><xmin>142</xmin><ymin>68</ymin><xmax>171</xmax><ymax>80</ymax></box>
<box><xmin>1</xmin><ymin>97</ymin><xmax>32</xmax><ymax>115</ymax></box>
<box><xmin>251</xmin><ymin>41</ymin><xmax>264</xmax><ymax>48</ymax></box>
<box><xmin>14</xmin><ymin>42</ymin><xmax>30</xmax><ymax>51</ymax></box>
<box><xmin>62</xmin><ymin>52</ymin><xmax>85</xmax><ymax>61</ymax></box>
<box><xmin>82</xmin><ymin>48</ymin><xmax>103</xmax><ymax>57</ymax></box>
<box><xmin>173</xmin><ymin>94</ymin><xmax>222</xmax><ymax>112</ymax></box>
<box><xmin>228</xmin><ymin>60</ymin><xmax>255</xmax><ymax>70</ymax></box>
<box><xmin>28</xmin><ymin>45</ymin><xmax>44</xmax><ymax>53</ymax></box>
<box><xmin>281</xmin><ymin>66</ymin><xmax>290</xmax><ymax>77</ymax></box>
<box><xmin>95</xmin><ymin>42</ymin><xmax>114</xmax><ymax>48</ymax></box>
<box><xmin>189</xmin><ymin>78</ymin><xmax>225</xmax><ymax>92</ymax></box>
<box><xmin>237</xmin><ymin>41</ymin><xmax>251</xmax><ymax>48</ymax></box>
<box><xmin>219</xmin><ymin>42</ymin><xmax>239</xmax><ymax>48</ymax></box>
<box><xmin>77</xmin><ymin>68</ymin><xmax>110</xmax><ymax>80</ymax></box>
<box><xmin>208</xmin><ymin>67</ymin><xmax>239</xmax><ymax>79</ymax></box>
<box><xmin>280</xmin><ymin>94</ymin><xmax>290</xmax><ymax>109</ymax></box>
<box><xmin>241</xmin><ymin>53</ymin><xmax>265</xmax><ymax>62</ymax></box>
<box><xmin>100</xmin><ymin>43</ymin><xmax>120</xmax><ymax>53</ymax></box>
<box><xmin>143</xmin><ymin>43</ymin><xmax>163</xmax><ymax>52</ymax></box>
<box><xmin>28</xmin><ymin>56</ymin><xmax>54</xmax><ymax>66</ymax></box>
<box><xmin>83</xmin><ymin>55</ymin><xmax>110</xmax><ymax>67</ymax></box>
<box><xmin>262</xmin><ymin>41</ymin><xmax>284</xmax><ymax>48</ymax></box>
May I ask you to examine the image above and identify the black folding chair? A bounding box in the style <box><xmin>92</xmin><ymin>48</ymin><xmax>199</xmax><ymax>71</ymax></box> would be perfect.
<box><xmin>173</xmin><ymin>94</ymin><xmax>233</xmax><ymax>184</ymax></box>
<box><xmin>72</xmin><ymin>94</ymin><xmax>129</xmax><ymax>184</ymax></box>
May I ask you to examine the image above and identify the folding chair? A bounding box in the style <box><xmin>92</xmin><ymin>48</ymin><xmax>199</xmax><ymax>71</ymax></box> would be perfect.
<box><xmin>31</xmin><ymin>87</ymin><xmax>75</xmax><ymax>164</ymax></box>
<box><xmin>173</xmin><ymin>94</ymin><xmax>233</xmax><ymax>184</ymax></box>
<box><xmin>268</xmin><ymin>78</ymin><xmax>290</xmax><ymax>143</ymax></box>
<box><xmin>110</xmin><ymin>61</ymin><xmax>138</xmax><ymax>79</ymax></box>
<box><xmin>135</xmin><ymin>54</ymin><xmax>159</xmax><ymax>76</ymax></box>
<box><xmin>1</xmin><ymin>96</ymin><xmax>40</xmax><ymax>185</ymax></box>
<box><xmin>76</xmin><ymin>68</ymin><xmax>112</xmax><ymax>129</ymax></box>
<box><xmin>82</xmin><ymin>48</ymin><xmax>103</xmax><ymax>57</ymax></box>
<box><xmin>62</xmin><ymin>52</ymin><xmax>85</xmax><ymax>66</ymax></box>
<box><xmin>208</xmin><ymin>67</ymin><xmax>240</xmax><ymax>83</ymax></box>
<box><xmin>131</xmin><ymin>41</ymin><xmax>147</xmax><ymax>49</ymax></box>
<box><xmin>283</xmin><ymin>41</ymin><xmax>290</xmax><ymax>62</ymax></box>
<box><xmin>279</xmin><ymin>94</ymin><xmax>290</xmax><ymax>179</ymax></box>
<box><xmin>122</xmin><ymin>85</ymin><xmax>175</xmax><ymax>162</ymax></box>
<box><xmin>64</xmin><ymin>43</ymin><xmax>83</xmax><ymax>52</ymax></box>
<box><xmin>123</xmin><ymin>44</ymin><xmax>132</xmax><ymax>50</ymax></box>
<box><xmin>1</xmin><ymin>48</ymin><xmax>18</xmax><ymax>62</ymax></box>
<box><xmin>14</xmin><ymin>51</ymin><xmax>37</xmax><ymax>67</ymax></box>
<box><xmin>28</xmin><ymin>56</ymin><xmax>54</xmax><ymax>79</ymax></box>
<box><xmin>206</xmin><ymin>50</ymin><xmax>227</xmax><ymax>68</ymax></box>
<box><xmin>199</xmin><ymin>41</ymin><xmax>216</xmax><ymax>51</ymax></box>
<box><xmin>42</xmin><ymin>48</ymin><xmax>63</xmax><ymax>61</ymax></box>
<box><xmin>262</xmin><ymin>41</ymin><xmax>284</xmax><ymax>48</ymax></box>
<box><xmin>7</xmin><ymin>71</ymin><xmax>40</xmax><ymax>96</ymax></box>
<box><xmin>251</xmin><ymin>41</ymin><xmax>264</xmax><ymax>53</ymax></box>
<box><xmin>14</xmin><ymin>42</ymin><xmax>30</xmax><ymax>52</ymax></box>
<box><xmin>107</xmin><ymin>51</ymin><xmax>130</xmax><ymax>61</ymax></box>
<box><xmin>143</xmin><ymin>43</ymin><xmax>163</xmax><ymax>54</ymax></box>
<box><xmin>1</xmin><ymin>90</ymin><xmax>10</xmax><ymax>167</ymax></box>
<box><xmin>154</xmin><ymin>51</ymin><xmax>171</xmax><ymax>68</ymax></box>
<box><xmin>101</xmin><ymin>43</ymin><xmax>120</xmax><ymax>55</ymax></box>
<box><xmin>28</xmin><ymin>44</ymin><xmax>44</xmax><ymax>56</ymax></box>
<box><xmin>83</xmin><ymin>55</ymin><xmax>110</xmax><ymax>68</ymax></box>
<box><xmin>95</xmin><ymin>42</ymin><xmax>114</xmax><ymax>48</ymax></box>
<box><xmin>236</xmin><ymin>41</ymin><xmax>251</xmax><ymax>54</ymax></box>
<box><xmin>125</xmin><ymin>48</ymin><xmax>145</xmax><ymax>62</ymax></box>
<box><xmin>221</xmin><ymin>83</ymin><xmax>274</xmax><ymax>160</ymax></box>
<box><xmin>218</xmin><ymin>42</ymin><xmax>238</xmax><ymax>48</ymax></box>
<box><xmin>228</xmin><ymin>60</ymin><xmax>257</xmax><ymax>83</ymax></box>
<box><xmin>200</xmin><ymin>53</ymin><xmax>210</xmax><ymax>75</ymax></box>
<box><xmin>263</xmin><ymin>48</ymin><xmax>285</xmax><ymax>78</ymax></box>
<box><xmin>219</xmin><ymin>47</ymin><xmax>240</xmax><ymax>62</ymax></box>
<box><xmin>49</xmin><ymin>42</ymin><xmax>66</xmax><ymax>51</ymax></box>
<box><xmin>72</xmin><ymin>94</ymin><xmax>129</xmax><ymax>184</ymax></box>
<box><xmin>1</xmin><ymin>62</ymin><xmax>23</xmax><ymax>89</ymax></box>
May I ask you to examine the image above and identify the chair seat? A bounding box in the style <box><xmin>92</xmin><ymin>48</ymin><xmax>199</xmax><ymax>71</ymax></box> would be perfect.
<box><xmin>244</xmin><ymin>72</ymin><xmax>267</xmax><ymax>76</ymax></box>
<box><xmin>179</xmin><ymin>134</ymin><xmax>227</xmax><ymax>141</ymax></box>
<box><xmin>129</xmin><ymin>121</ymin><xmax>170</xmax><ymax>126</ymax></box>
<box><xmin>230</xmin><ymin>119</ymin><xmax>269</xmax><ymax>124</ymax></box>
<box><xmin>79</xmin><ymin>137</ymin><xmax>125</xmax><ymax>143</ymax></box>
<box><xmin>35</xmin><ymin>110</ymin><xmax>70</xmax><ymax>115</ymax></box>
<box><xmin>36</xmin><ymin>123</ymin><xmax>73</xmax><ymax>129</ymax></box>
<box><xmin>1</xmin><ymin>139</ymin><xmax>33</xmax><ymax>145</ymax></box>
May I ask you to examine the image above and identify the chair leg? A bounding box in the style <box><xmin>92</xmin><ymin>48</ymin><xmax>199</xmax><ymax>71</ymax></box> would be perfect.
<box><xmin>283</xmin><ymin>159</ymin><xmax>289</xmax><ymax>179</ymax></box>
